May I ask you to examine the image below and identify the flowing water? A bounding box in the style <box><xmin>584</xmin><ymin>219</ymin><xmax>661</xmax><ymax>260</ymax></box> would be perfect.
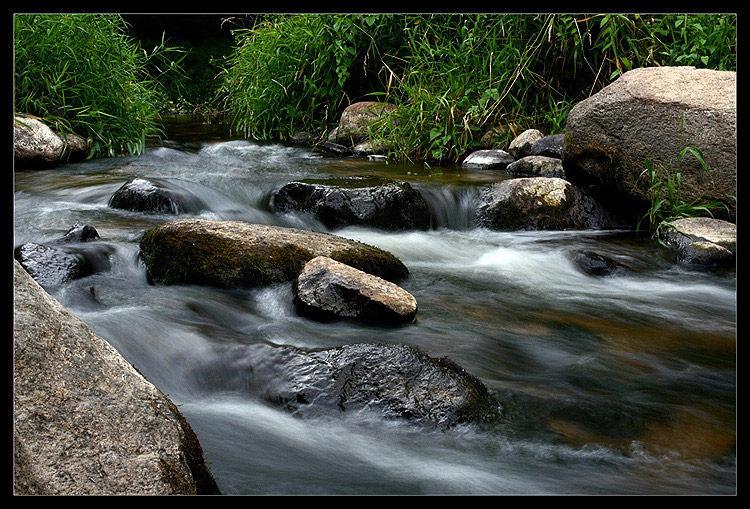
<box><xmin>13</xmin><ymin>116</ymin><xmax>736</xmax><ymax>495</ymax></box>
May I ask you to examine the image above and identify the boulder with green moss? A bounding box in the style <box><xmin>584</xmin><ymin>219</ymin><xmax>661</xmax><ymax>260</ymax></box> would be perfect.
<box><xmin>139</xmin><ymin>219</ymin><xmax>409</xmax><ymax>288</ymax></box>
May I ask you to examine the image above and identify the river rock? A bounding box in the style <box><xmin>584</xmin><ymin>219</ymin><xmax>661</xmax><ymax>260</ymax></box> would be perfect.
<box><xmin>508</xmin><ymin>129</ymin><xmax>544</xmax><ymax>159</ymax></box>
<box><xmin>272</xmin><ymin>176</ymin><xmax>430</xmax><ymax>230</ymax></box>
<box><xmin>531</xmin><ymin>133</ymin><xmax>565</xmax><ymax>158</ymax></box>
<box><xmin>572</xmin><ymin>250</ymin><xmax>626</xmax><ymax>277</ymax></box>
<box><xmin>461</xmin><ymin>149</ymin><xmax>515</xmax><ymax>170</ymax></box>
<box><xmin>563</xmin><ymin>66</ymin><xmax>737</xmax><ymax>223</ymax></box>
<box><xmin>294</xmin><ymin>256</ymin><xmax>418</xmax><ymax>324</ymax></box>
<box><xmin>238</xmin><ymin>342</ymin><xmax>499</xmax><ymax>428</ymax></box>
<box><xmin>658</xmin><ymin>216</ymin><xmax>736</xmax><ymax>266</ymax></box>
<box><xmin>335</xmin><ymin>101</ymin><xmax>397</xmax><ymax>146</ymax></box>
<box><xmin>14</xmin><ymin>115</ymin><xmax>65</xmax><ymax>170</ymax></box>
<box><xmin>139</xmin><ymin>219</ymin><xmax>409</xmax><ymax>288</ymax></box>
<box><xmin>14</xmin><ymin>242</ymin><xmax>95</xmax><ymax>288</ymax></box>
<box><xmin>475</xmin><ymin>177</ymin><xmax>622</xmax><ymax>231</ymax></box>
<box><xmin>108</xmin><ymin>178</ymin><xmax>205</xmax><ymax>215</ymax></box>
<box><xmin>506</xmin><ymin>155</ymin><xmax>565</xmax><ymax>178</ymax></box>
<box><xmin>13</xmin><ymin>260</ymin><xmax>220</xmax><ymax>495</ymax></box>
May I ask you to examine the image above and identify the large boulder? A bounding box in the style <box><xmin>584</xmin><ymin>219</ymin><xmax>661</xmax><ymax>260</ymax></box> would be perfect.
<box><xmin>294</xmin><ymin>256</ymin><xmax>418</xmax><ymax>324</ymax></box>
<box><xmin>475</xmin><ymin>177</ymin><xmax>622</xmax><ymax>231</ymax></box>
<box><xmin>334</xmin><ymin>101</ymin><xmax>397</xmax><ymax>146</ymax></box>
<box><xmin>13</xmin><ymin>260</ymin><xmax>220</xmax><ymax>495</ymax></box>
<box><xmin>139</xmin><ymin>219</ymin><xmax>409</xmax><ymax>288</ymax></box>
<box><xmin>272</xmin><ymin>176</ymin><xmax>430</xmax><ymax>230</ymax></box>
<box><xmin>14</xmin><ymin>115</ymin><xmax>65</xmax><ymax>170</ymax></box>
<box><xmin>563</xmin><ymin>66</ymin><xmax>737</xmax><ymax>223</ymax></box>
<box><xmin>234</xmin><ymin>342</ymin><xmax>500</xmax><ymax>428</ymax></box>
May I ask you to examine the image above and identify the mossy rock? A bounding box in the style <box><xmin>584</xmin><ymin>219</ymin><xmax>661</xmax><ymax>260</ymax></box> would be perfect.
<box><xmin>139</xmin><ymin>219</ymin><xmax>409</xmax><ymax>288</ymax></box>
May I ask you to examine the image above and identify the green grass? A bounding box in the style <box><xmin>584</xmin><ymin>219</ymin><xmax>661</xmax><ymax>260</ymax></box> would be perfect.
<box><xmin>14</xmin><ymin>14</ymin><xmax>184</xmax><ymax>157</ymax></box>
<box><xmin>636</xmin><ymin>146</ymin><xmax>729</xmax><ymax>239</ymax></box>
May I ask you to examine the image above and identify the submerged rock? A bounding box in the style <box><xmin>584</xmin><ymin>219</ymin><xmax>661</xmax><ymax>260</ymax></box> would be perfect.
<box><xmin>572</xmin><ymin>250</ymin><xmax>626</xmax><ymax>277</ymax></box>
<box><xmin>272</xmin><ymin>176</ymin><xmax>430</xmax><ymax>231</ymax></box>
<box><xmin>13</xmin><ymin>260</ymin><xmax>220</xmax><ymax>495</ymax></box>
<box><xmin>475</xmin><ymin>177</ymin><xmax>622</xmax><ymax>231</ymax></box>
<box><xmin>139</xmin><ymin>219</ymin><xmax>409</xmax><ymax>288</ymax></box>
<box><xmin>294</xmin><ymin>256</ymin><xmax>418</xmax><ymax>324</ymax></box>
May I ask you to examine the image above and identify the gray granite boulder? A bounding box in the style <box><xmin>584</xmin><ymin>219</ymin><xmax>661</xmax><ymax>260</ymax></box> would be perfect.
<box><xmin>563</xmin><ymin>66</ymin><xmax>736</xmax><ymax>223</ymax></box>
<box><xmin>658</xmin><ymin>216</ymin><xmax>736</xmax><ymax>266</ymax></box>
<box><xmin>461</xmin><ymin>149</ymin><xmax>515</xmax><ymax>170</ymax></box>
<box><xmin>13</xmin><ymin>260</ymin><xmax>219</xmax><ymax>495</ymax></box>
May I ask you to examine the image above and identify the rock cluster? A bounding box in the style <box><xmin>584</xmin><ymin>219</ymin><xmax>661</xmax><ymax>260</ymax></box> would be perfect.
<box><xmin>14</xmin><ymin>115</ymin><xmax>91</xmax><ymax>169</ymax></box>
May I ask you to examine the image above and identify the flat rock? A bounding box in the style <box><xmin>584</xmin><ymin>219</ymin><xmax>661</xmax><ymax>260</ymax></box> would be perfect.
<box><xmin>139</xmin><ymin>219</ymin><xmax>409</xmax><ymax>288</ymax></box>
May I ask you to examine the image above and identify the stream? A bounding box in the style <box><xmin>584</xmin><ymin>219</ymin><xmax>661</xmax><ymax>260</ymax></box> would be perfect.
<box><xmin>13</xmin><ymin>115</ymin><xmax>736</xmax><ymax>495</ymax></box>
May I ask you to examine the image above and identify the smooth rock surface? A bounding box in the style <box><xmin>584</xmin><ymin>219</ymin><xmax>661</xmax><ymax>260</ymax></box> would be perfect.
<box><xmin>13</xmin><ymin>260</ymin><xmax>220</xmax><ymax>495</ymax></box>
<box><xmin>563</xmin><ymin>66</ymin><xmax>737</xmax><ymax>222</ymax></box>
<box><xmin>294</xmin><ymin>256</ymin><xmax>418</xmax><ymax>324</ymax></box>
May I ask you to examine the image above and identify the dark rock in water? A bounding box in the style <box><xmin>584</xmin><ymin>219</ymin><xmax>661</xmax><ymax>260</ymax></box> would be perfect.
<box><xmin>531</xmin><ymin>134</ymin><xmax>565</xmax><ymax>159</ymax></box>
<box><xmin>322</xmin><ymin>141</ymin><xmax>352</xmax><ymax>156</ymax></box>
<box><xmin>225</xmin><ymin>342</ymin><xmax>500</xmax><ymax>428</ymax></box>
<box><xmin>139</xmin><ymin>219</ymin><xmax>409</xmax><ymax>288</ymax></box>
<box><xmin>272</xmin><ymin>176</ymin><xmax>430</xmax><ymax>231</ymax></box>
<box><xmin>572</xmin><ymin>250</ymin><xmax>625</xmax><ymax>277</ymax></box>
<box><xmin>108</xmin><ymin>178</ymin><xmax>204</xmax><ymax>215</ymax></box>
<box><xmin>475</xmin><ymin>177</ymin><xmax>622</xmax><ymax>231</ymax></box>
<box><xmin>59</xmin><ymin>222</ymin><xmax>100</xmax><ymax>243</ymax></box>
<box><xmin>14</xmin><ymin>242</ymin><xmax>94</xmax><ymax>287</ymax></box>
<box><xmin>294</xmin><ymin>256</ymin><xmax>417</xmax><ymax>325</ymax></box>
<box><xmin>14</xmin><ymin>223</ymin><xmax>112</xmax><ymax>287</ymax></box>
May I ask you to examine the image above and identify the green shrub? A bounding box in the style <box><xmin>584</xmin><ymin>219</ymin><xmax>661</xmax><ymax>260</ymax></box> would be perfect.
<box><xmin>14</xmin><ymin>14</ymin><xmax>183</xmax><ymax>157</ymax></box>
<box><xmin>220</xmin><ymin>14</ymin><xmax>736</xmax><ymax>164</ymax></box>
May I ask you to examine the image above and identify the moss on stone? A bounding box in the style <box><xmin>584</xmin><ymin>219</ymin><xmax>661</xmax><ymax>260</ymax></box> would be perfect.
<box><xmin>330</xmin><ymin>246</ymin><xmax>409</xmax><ymax>283</ymax></box>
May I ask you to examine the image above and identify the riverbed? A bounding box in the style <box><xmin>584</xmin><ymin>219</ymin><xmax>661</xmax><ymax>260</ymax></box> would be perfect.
<box><xmin>13</xmin><ymin>116</ymin><xmax>736</xmax><ymax>495</ymax></box>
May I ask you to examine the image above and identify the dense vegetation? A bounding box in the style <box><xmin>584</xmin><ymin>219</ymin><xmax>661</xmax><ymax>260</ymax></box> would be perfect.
<box><xmin>14</xmin><ymin>13</ymin><xmax>736</xmax><ymax>162</ymax></box>
<box><xmin>13</xmin><ymin>14</ymin><xmax>182</xmax><ymax>157</ymax></box>
<box><xmin>221</xmin><ymin>14</ymin><xmax>736</xmax><ymax>163</ymax></box>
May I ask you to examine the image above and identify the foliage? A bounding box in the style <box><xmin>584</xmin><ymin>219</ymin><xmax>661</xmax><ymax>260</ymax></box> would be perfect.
<box><xmin>636</xmin><ymin>146</ymin><xmax>727</xmax><ymax>238</ymax></box>
<box><xmin>14</xmin><ymin>13</ymin><xmax>184</xmax><ymax>157</ymax></box>
<box><xmin>220</xmin><ymin>13</ymin><xmax>736</xmax><ymax>163</ymax></box>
